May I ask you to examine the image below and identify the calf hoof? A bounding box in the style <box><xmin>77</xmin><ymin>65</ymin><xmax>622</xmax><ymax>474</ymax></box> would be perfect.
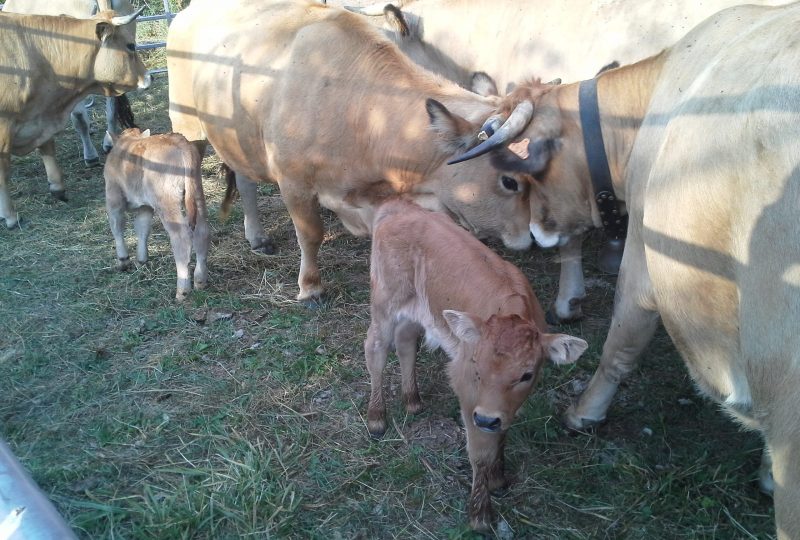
<box><xmin>367</xmin><ymin>420</ymin><xmax>387</xmax><ymax>439</ymax></box>
<box><xmin>117</xmin><ymin>257</ymin><xmax>133</xmax><ymax>271</ymax></box>
<box><xmin>85</xmin><ymin>157</ymin><xmax>101</xmax><ymax>168</ymax></box>
<box><xmin>175</xmin><ymin>289</ymin><xmax>190</xmax><ymax>302</ymax></box>
<box><xmin>563</xmin><ymin>405</ymin><xmax>604</xmax><ymax>432</ymax></box>
<box><xmin>469</xmin><ymin>513</ymin><xmax>492</xmax><ymax>533</ymax></box>
<box><xmin>403</xmin><ymin>394</ymin><xmax>423</xmax><ymax>415</ymax></box>
<box><xmin>194</xmin><ymin>279</ymin><xmax>208</xmax><ymax>291</ymax></box>
<box><xmin>250</xmin><ymin>238</ymin><xmax>276</xmax><ymax>255</ymax></box>
<box><xmin>298</xmin><ymin>292</ymin><xmax>325</xmax><ymax>310</ymax></box>
<box><xmin>50</xmin><ymin>190</ymin><xmax>68</xmax><ymax>202</ymax></box>
<box><xmin>598</xmin><ymin>237</ymin><xmax>625</xmax><ymax>275</ymax></box>
<box><xmin>758</xmin><ymin>455</ymin><xmax>774</xmax><ymax>497</ymax></box>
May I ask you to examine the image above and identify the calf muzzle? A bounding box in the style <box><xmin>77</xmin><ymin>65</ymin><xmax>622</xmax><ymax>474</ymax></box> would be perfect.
<box><xmin>473</xmin><ymin>412</ymin><xmax>502</xmax><ymax>433</ymax></box>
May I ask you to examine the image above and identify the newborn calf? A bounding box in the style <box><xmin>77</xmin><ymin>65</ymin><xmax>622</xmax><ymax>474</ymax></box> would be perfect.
<box><xmin>104</xmin><ymin>128</ymin><xmax>209</xmax><ymax>300</ymax></box>
<box><xmin>365</xmin><ymin>198</ymin><xmax>588</xmax><ymax>531</ymax></box>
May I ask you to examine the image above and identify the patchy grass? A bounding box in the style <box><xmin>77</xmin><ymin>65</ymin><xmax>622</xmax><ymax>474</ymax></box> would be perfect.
<box><xmin>0</xmin><ymin>6</ymin><xmax>775</xmax><ymax>540</ymax></box>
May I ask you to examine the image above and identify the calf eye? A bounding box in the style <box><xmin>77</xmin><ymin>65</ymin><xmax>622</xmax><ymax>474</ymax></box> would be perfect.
<box><xmin>501</xmin><ymin>175</ymin><xmax>519</xmax><ymax>192</ymax></box>
<box><xmin>126</xmin><ymin>43</ymin><xmax>136</xmax><ymax>52</ymax></box>
<box><xmin>519</xmin><ymin>372</ymin><xmax>533</xmax><ymax>383</ymax></box>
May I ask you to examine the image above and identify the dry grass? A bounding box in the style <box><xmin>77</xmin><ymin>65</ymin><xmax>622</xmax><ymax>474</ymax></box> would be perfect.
<box><xmin>0</xmin><ymin>2</ymin><xmax>777</xmax><ymax>539</ymax></box>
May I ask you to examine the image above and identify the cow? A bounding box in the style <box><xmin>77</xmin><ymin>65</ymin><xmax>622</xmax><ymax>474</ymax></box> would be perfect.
<box><xmin>2</xmin><ymin>0</ymin><xmax>139</xmax><ymax>166</ymax></box>
<box><xmin>366</xmin><ymin>198</ymin><xmax>587</xmax><ymax>531</ymax></box>
<box><xmin>446</xmin><ymin>3</ymin><xmax>800</xmax><ymax>538</ymax></box>
<box><xmin>0</xmin><ymin>9</ymin><xmax>151</xmax><ymax>229</ymax></box>
<box><xmin>350</xmin><ymin>0</ymin><xmax>788</xmax><ymax>324</ymax></box>
<box><xmin>166</xmin><ymin>0</ymin><xmax>536</xmax><ymax>305</ymax></box>
<box><xmin>104</xmin><ymin>128</ymin><xmax>209</xmax><ymax>301</ymax></box>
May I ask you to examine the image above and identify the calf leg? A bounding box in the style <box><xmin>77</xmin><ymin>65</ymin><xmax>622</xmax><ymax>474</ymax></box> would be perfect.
<box><xmin>769</xmin><ymin>436</ymin><xmax>800</xmax><ymax>540</ymax></box>
<box><xmin>281</xmin><ymin>186</ymin><xmax>325</xmax><ymax>303</ymax></box>
<box><xmin>133</xmin><ymin>206</ymin><xmax>153</xmax><ymax>264</ymax></box>
<box><xmin>395</xmin><ymin>319</ymin><xmax>423</xmax><ymax>414</ymax></box>
<box><xmin>236</xmin><ymin>173</ymin><xmax>275</xmax><ymax>254</ymax></box>
<box><xmin>38</xmin><ymin>139</ymin><xmax>67</xmax><ymax>201</ymax></box>
<box><xmin>365</xmin><ymin>314</ymin><xmax>395</xmax><ymax>438</ymax></box>
<box><xmin>548</xmin><ymin>235</ymin><xmax>587</xmax><ymax>323</ymax></box>
<box><xmin>0</xmin><ymin>148</ymin><xmax>18</xmax><ymax>229</ymax></box>
<box><xmin>161</xmin><ymin>212</ymin><xmax>193</xmax><ymax>301</ymax></box>
<box><xmin>70</xmin><ymin>99</ymin><xmax>100</xmax><ymax>167</ymax></box>
<box><xmin>105</xmin><ymin>185</ymin><xmax>130</xmax><ymax>269</ymax></box>
<box><xmin>564</xmin><ymin>240</ymin><xmax>658</xmax><ymax>430</ymax></box>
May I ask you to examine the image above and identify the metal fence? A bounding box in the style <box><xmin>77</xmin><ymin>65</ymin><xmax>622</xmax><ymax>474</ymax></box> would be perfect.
<box><xmin>0</xmin><ymin>0</ymin><xmax>177</xmax><ymax>74</ymax></box>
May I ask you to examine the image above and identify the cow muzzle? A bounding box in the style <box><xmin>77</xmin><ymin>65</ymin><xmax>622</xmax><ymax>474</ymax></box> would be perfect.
<box><xmin>138</xmin><ymin>71</ymin><xmax>153</xmax><ymax>90</ymax></box>
<box><xmin>473</xmin><ymin>412</ymin><xmax>502</xmax><ymax>433</ymax></box>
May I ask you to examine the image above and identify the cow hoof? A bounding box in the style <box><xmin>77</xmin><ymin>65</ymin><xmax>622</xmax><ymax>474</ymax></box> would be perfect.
<box><xmin>50</xmin><ymin>190</ymin><xmax>68</xmax><ymax>202</ymax></box>
<box><xmin>368</xmin><ymin>422</ymin><xmax>386</xmax><ymax>439</ymax></box>
<box><xmin>117</xmin><ymin>257</ymin><xmax>133</xmax><ymax>271</ymax></box>
<box><xmin>175</xmin><ymin>290</ymin><xmax>190</xmax><ymax>302</ymax></box>
<box><xmin>598</xmin><ymin>237</ymin><xmax>625</xmax><ymax>275</ymax></box>
<box><xmin>4</xmin><ymin>216</ymin><xmax>24</xmax><ymax>229</ymax></box>
<box><xmin>298</xmin><ymin>294</ymin><xmax>325</xmax><ymax>310</ymax></box>
<box><xmin>250</xmin><ymin>238</ymin><xmax>276</xmax><ymax>255</ymax></box>
<box><xmin>563</xmin><ymin>405</ymin><xmax>604</xmax><ymax>432</ymax></box>
<box><xmin>194</xmin><ymin>280</ymin><xmax>208</xmax><ymax>291</ymax></box>
<box><xmin>758</xmin><ymin>463</ymin><xmax>774</xmax><ymax>497</ymax></box>
<box><xmin>85</xmin><ymin>158</ymin><xmax>101</xmax><ymax>168</ymax></box>
<box><xmin>545</xmin><ymin>305</ymin><xmax>583</xmax><ymax>325</ymax></box>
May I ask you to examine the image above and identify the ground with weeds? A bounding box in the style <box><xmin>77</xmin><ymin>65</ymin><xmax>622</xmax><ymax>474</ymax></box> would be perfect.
<box><xmin>0</xmin><ymin>3</ymin><xmax>775</xmax><ymax>539</ymax></box>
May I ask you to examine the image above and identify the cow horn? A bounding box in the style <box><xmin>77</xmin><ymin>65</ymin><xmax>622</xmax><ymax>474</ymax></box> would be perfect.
<box><xmin>111</xmin><ymin>6</ymin><xmax>145</xmax><ymax>26</ymax></box>
<box><xmin>447</xmin><ymin>101</ymin><xmax>534</xmax><ymax>165</ymax></box>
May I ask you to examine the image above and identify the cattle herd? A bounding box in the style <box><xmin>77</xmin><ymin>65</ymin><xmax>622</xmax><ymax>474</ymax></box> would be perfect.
<box><xmin>1</xmin><ymin>0</ymin><xmax>799</xmax><ymax>537</ymax></box>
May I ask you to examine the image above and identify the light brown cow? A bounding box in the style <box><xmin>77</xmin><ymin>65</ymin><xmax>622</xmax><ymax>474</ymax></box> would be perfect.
<box><xmin>366</xmin><ymin>198</ymin><xmax>587</xmax><ymax>531</ymax></box>
<box><xmin>104</xmin><ymin>128</ymin><xmax>209</xmax><ymax>301</ymax></box>
<box><xmin>167</xmin><ymin>0</ymin><xmax>535</xmax><ymax>305</ymax></box>
<box><xmin>0</xmin><ymin>10</ymin><xmax>150</xmax><ymax>229</ymax></box>
<box><xmin>448</xmin><ymin>3</ymin><xmax>800</xmax><ymax>537</ymax></box>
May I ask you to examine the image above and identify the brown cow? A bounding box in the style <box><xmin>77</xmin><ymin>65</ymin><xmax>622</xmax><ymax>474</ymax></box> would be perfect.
<box><xmin>167</xmin><ymin>0</ymin><xmax>535</xmax><ymax>306</ymax></box>
<box><xmin>104</xmin><ymin>128</ymin><xmax>209</xmax><ymax>301</ymax></box>
<box><xmin>447</xmin><ymin>3</ymin><xmax>800</xmax><ymax>537</ymax></box>
<box><xmin>366</xmin><ymin>198</ymin><xmax>587</xmax><ymax>531</ymax></box>
<box><xmin>0</xmin><ymin>9</ymin><xmax>150</xmax><ymax>229</ymax></box>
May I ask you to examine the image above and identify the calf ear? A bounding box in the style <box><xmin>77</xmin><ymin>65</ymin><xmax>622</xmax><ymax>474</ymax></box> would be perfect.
<box><xmin>426</xmin><ymin>99</ymin><xmax>476</xmax><ymax>155</ymax></box>
<box><xmin>541</xmin><ymin>334</ymin><xmax>588</xmax><ymax>365</ymax></box>
<box><xmin>443</xmin><ymin>310</ymin><xmax>481</xmax><ymax>344</ymax></box>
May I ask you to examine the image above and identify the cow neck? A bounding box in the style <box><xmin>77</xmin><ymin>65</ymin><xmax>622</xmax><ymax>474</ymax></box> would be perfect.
<box><xmin>32</xmin><ymin>18</ymin><xmax>100</xmax><ymax>97</ymax></box>
<box><xmin>578</xmin><ymin>78</ymin><xmax>628</xmax><ymax>241</ymax></box>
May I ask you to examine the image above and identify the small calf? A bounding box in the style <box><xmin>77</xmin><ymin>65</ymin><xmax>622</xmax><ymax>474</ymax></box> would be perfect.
<box><xmin>104</xmin><ymin>128</ymin><xmax>209</xmax><ymax>300</ymax></box>
<box><xmin>365</xmin><ymin>198</ymin><xmax>587</xmax><ymax>531</ymax></box>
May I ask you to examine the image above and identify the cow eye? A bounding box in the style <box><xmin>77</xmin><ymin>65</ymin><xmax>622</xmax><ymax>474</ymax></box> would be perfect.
<box><xmin>500</xmin><ymin>175</ymin><xmax>519</xmax><ymax>192</ymax></box>
<box><xmin>126</xmin><ymin>43</ymin><xmax>136</xmax><ymax>52</ymax></box>
<box><xmin>519</xmin><ymin>372</ymin><xmax>534</xmax><ymax>383</ymax></box>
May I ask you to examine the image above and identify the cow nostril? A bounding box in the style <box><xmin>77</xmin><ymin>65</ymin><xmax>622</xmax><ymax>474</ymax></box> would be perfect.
<box><xmin>473</xmin><ymin>412</ymin><xmax>502</xmax><ymax>432</ymax></box>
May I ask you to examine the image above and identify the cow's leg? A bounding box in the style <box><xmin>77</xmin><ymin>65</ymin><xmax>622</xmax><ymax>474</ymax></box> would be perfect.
<box><xmin>133</xmin><ymin>206</ymin><xmax>154</xmax><ymax>264</ymax></box>
<box><xmin>161</xmin><ymin>210</ymin><xmax>193</xmax><ymax>301</ymax></box>
<box><xmin>564</xmin><ymin>241</ymin><xmax>658</xmax><ymax>430</ymax></box>
<box><xmin>281</xmin><ymin>187</ymin><xmax>325</xmax><ymax>303</ymax></box>
<box><xmin>766</xmin><ymin>428</ymin><xmax>800</xmax><ymax>540</ymax></box>
<box><xmin>0</xmin><ymin>149</ymin><xmax>19</xmax><ymax>229</ymax></box>
<box><xmin>548</xmin><ymin>235</ymin><xmax>587</xmax><ymax>324</ymax></box>
<box><xmin>102</xmin><ymin>96</ymin><xmax>117</xmax><ymax>153</ymax></box>
<box><xmin>236</xmin><ymin>173</ymin><xmax>275</xmax><ymax>254</ymax></box>
<box><xmin>365</xmin><ymin>313</ymin><xmax>395</xmax><ymax>438</ymax></box>
<box><xmin>38</xmin><ymin>139</ymin><xmax>67</xmax><ymax>201</ymax></box>
<box><xmin>394</xmin><ymin>319</ymin><xmax>423</xmax><ymax>414</ymax></box>
<box><xmin>462</xmin><ymin>416</ymin><xmax>504</xmax><ymax>531</ymax></box>
<box><xmin>192</xmin><ymin>208</ymin><xmax>210</xmax><ymax>291</ymax></box>
<box><xmin>70</xmin><ymin>99</ymin><xmax>100</xmax><ymax>167</ymax></box>
<box><xmin>105</xmin><ymin>185</ymin><xmax>131</xmax><ymax>270</ymax></box>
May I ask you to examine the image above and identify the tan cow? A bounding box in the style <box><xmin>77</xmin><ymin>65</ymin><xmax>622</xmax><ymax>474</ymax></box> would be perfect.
<box><xmin>448</xmin><ymin>3</ymin><xmax>800</xmax><ymax>537</ymax></box>
<box><xmin>167</xmin><ymin>0</ymin><xmax>535</xmax><ymax>305</ymax></box>
<box><xmin>0</xmin><ymin>10</ymin><xmax>150</xmax><ymax>229</ymax></box>
<box><xmin>353</xmin><ymin>0</ymin><xmax>788</xmax><ymax>324</ymax></box>
<box><xmin>366</xmin><ymin>198</ymin><xmax>587</xmax><ymax>531</ymax></box>
<box><xmin>2</xmin><ymin>0</ymin><xmax>138</xmax><ymax>164</ymax></box>
<box><xmin>104</xmin><ymin>128</ymin><xmax>209</xmax><ymax>301</ymax></box>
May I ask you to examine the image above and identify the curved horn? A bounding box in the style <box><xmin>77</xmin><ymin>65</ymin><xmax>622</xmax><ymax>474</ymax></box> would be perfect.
<box><xmin>111</xmin><ymin>6</ymin><xmax>145</xmax><ymax>26</ymax></box>
<box><xmin>447</xmin><ymin>101</ymin><xmax>534</xmax><ymax>165</ymax></box>
<box><xmin>346</xmin><ymin>0</ymin><xmax>409</xmax><ymax>16</ymax></box>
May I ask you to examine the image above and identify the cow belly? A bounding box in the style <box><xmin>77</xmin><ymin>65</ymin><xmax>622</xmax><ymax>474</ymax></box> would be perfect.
<box><xmin>12</xmin><ymin>118</ymin><xmax>67</xmax><ymax>155</ymax></box>
<box><xmin>317</xmin><ymin>192</ymin><xmax>373</xmax><ymax>237</ymax></box>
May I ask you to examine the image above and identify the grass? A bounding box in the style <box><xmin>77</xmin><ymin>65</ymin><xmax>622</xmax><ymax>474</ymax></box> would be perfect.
<box><xmin>0</xmin><ymin>2</ymin><xmax>776</xmax><ymax>539</ymax></box>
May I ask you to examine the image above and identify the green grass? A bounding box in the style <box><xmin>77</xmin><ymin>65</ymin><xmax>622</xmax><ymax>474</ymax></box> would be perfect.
<box><xmin>0</xmin><ymin>7</ymin><xmax>776</xmax><ymax>539</ymax></box>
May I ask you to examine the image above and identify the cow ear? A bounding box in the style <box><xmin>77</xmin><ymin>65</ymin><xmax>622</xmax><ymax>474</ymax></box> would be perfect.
<box><xmin>471</xmin><ymin>72</ymin><xmax>499</xmax><ymax>97</ymax></box>
<box><xmin>491</xmin><ymin>137</ymin><xmax>561</xmax><ymax>176</ymax></box>
<box><xmin>541</xmin><ymin>333</ymin><xmax>588</xmax><ymax>365</ymax></box>
<box><xmin>443</xmin><ymin>310</ymin><xmax>481</xmax><ymax>344</ymax></box>
<box><xmin>426</xmin><ymin>99</ymin><xmax>476</xmax><ymax>154</ymax></box>
<box><xmin>95</xmin><ymin>20</ymin><xmax>114</xmax><ymax>41</ymax></box>
<box><xmin>383</xmin><ymin>4</ymin><xmax>410</xmax><ymax>37</ymax></box>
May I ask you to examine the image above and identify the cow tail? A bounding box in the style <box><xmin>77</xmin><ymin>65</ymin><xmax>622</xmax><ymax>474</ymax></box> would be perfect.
<box><xmin>219</xmin><ymin>163</ymin><xmax>237</xmax><ymax>222</ymax></box>
<box><xmin>115</xmin><ymin>94</ymin><xmax>138</xmax><ymax>130</ymax></box>
<box><xmin>184</xmin><ymin>149</ymin><xmax>203</xmax><ymax>230</ymax></box>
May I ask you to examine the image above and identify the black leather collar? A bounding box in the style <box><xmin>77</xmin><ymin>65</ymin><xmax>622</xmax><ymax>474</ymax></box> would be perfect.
<box><xmin>578</xmin><ymin>78</ymin><xmax>628</xmax><ymax>240</ymax></box>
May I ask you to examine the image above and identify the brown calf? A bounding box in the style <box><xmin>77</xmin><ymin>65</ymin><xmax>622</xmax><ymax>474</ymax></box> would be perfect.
<box><xmin>365</xmin><ymin>198</ymin><xmax>587</xmax><ymax>531</ymax></box>
<box><xmin>104</xmin><ymin>128</ymin><xmax>209</xmax><ymax>300</ymax></box>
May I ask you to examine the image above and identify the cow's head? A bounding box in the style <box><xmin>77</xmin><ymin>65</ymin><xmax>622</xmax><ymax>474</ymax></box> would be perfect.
<box><xmin>447</xmin><ymin>81</ymin><xmax>598</xmax><ymax>249</ymax></box>
<box><xmin>92</xmin><ymin>8</ymin><xmax>151</xmax><ymax>95</ymax></box>
<box><xmin>444</xmin><ymin>311</ymin><xmax>587</xmax><ymax>433</ymax></box>
<box><xmin>424</xmin><ymin>98</ymin><xmax>535</xmax><ymax>250</ymax></box>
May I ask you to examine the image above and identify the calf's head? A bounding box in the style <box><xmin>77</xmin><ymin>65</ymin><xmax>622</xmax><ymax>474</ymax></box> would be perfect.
<box><xmin>92</xmin><ymin>9</ymin><xmax>151</xmax><ymax>95</ymax></box>
<box><xmin>444</xmin><ymin>311</ymin><xmax>587</xmax><ymax>433</ymax></box>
